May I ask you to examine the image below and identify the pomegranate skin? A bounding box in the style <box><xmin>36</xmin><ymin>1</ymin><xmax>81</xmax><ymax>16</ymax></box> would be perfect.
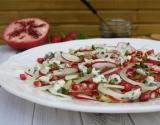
<box><xmin>3</xmin><ymin>18</ymin><xmax>50</xmax><ymax>51</ymax></box>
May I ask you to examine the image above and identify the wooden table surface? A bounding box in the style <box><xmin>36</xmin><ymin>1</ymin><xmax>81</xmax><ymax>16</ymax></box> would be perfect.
<box><xmin>0</xmin><ymin>45</ymin><xmax>160</xmax><ymax>125</ymax></box>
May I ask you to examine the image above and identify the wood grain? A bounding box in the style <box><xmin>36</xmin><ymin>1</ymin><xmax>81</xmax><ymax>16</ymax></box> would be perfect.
<box><xmin>33</xmin><ymin>105</ymin><xmax>82</xmax><ymax>125</ymax></box>
<box><xmin>130</xmin><ymin>113</ymin><xmax>160</xmax><ymax>125</ymax></box>
<box><xmin>0</xmin><ymin>89</ymin><xmax>34</xmax><ymax>125</ymax></box>
<box><xmin>0</xmin><ymin>10</ymin><xmax>160</xmax><ymax>25</ymax></box>
<box><xmin>1</xmin><ymin>0</ymin><xmax>160</xmax><ymax>10</ymax></box>
<box><xmin>81</xmin><ymin>113</ymin><xmax>134</xmax><ymax>125</ymax></box>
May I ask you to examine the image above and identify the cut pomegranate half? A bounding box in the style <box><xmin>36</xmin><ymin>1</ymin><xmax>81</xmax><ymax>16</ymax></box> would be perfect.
<box><xmin>3</xmin><ymin>18</ymin><xmax>50</xmax><ymax>50</ymax></box>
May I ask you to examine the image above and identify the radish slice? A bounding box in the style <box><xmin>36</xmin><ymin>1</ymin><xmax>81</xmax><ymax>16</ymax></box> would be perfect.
<box><xmin>53</xmin><ymin>68</ymin><xmax>78</xmax><ymax>76</ymax></box>
<box><xmin>75</xmin><ymin>94</ymin><xmax>96</xmax><ymax>101</ymax></box>
<box><xmin>61</xmin><ymin>53</ymin><xmax>80</xmax><ymax>62</ymax></box>
<box><xmin>103</xmin><ymin>68</ymin><xmax>121</xmax><ymax>76</ymax></box>
<box><xmin>92</xmin><ymin>61</ymin><xmax>116</xmax><ymax>70</ymax></box>
<box><xmin>151</xmin><ymin>65</ymin><xmax>160</xmax><ymax>72</ymax></box>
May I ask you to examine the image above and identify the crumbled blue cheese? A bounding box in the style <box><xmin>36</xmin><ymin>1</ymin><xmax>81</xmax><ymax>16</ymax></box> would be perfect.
<box><xmin>136</xmin><ymin>68</ymin><xmax>146</xmax><ymax>75</ymax></box>
<box><xmin>40</xmin><ymin>66</ymin><xmax>50</xmax><ymax>74</ymax></box>
<box><xmin>106</xmin><ymin>46</ymin><xmax>116</xmax><ymax>52</ymax></box>
<box><xmin>78</xmin><ymin>62</ymin><xmax>88</xmax><ymax>74</ymax></box>
<box><xmin>118</xmin><ymin>56</ymin><xmax>125</xmax><ymax>64</ymax></box>
<box><xmin>92</xmin><ymin>68</ymin><xmax>107</xmax><ymax>83</ymax></box>
<box><xmin>49</xmin><ymin>80</ymin><xmax>65</xmax><ymax>92</ymax></box>
<box><xmin>48</xmin><ymin>59</ymin><xmax>60</xmax><ymax>65</ymax></box>
<box><xmin>145</xmin><ymin>76</ymin><xmax>157</xmax><ymax>86</ymax></box>
<box><xmin>124</xmin><ymin>88</ymin><xmax>141</xmax><ymax>100</ymax></box>
<box><xmin>108</xmin><ymin>74</ymin><xmax>122</xmax><ymax>84</ymax></box>
<box><xmin>38</xmin><ymin>74</ymin><xmax>52</xmax><ymax>83</ymax></box>
<box><xmin>25</xmin><ymin>66</ymin><xmax>40</xmax><ymax>77</ymax></box>
<box><xmin>59</xmin><ymin>63</ymin><xmax>70</xmax><ymax>68</ymax></box>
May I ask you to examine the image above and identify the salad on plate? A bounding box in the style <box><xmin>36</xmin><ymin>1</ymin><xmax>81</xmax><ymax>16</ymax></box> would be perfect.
<box><xmin>19</xmin><ymin>42</ymin><xmax>160</xmax><ymax>103</ymax></box>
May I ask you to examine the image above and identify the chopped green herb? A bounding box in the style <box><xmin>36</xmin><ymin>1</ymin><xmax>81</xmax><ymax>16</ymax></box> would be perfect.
<box><xmin>135</xmin><ymin>73</ymin><xmax>142</xmax><ymax>80</ymax></box>
<box><xmin>125</xmin><ymin>50</ymin><xmax>129</xmax><ymax>56</ymax></box>
<box><xmin>60</xmin><ymin>88</ymin><xmax>69</xmax><ymax>94</ymax></box>
<box><xmin>87</xmin><ymin>67</ymin><xmax>92</xmax><ymax>74</ymax></box>
<box><xmin>92</xmin><ymin>45</ymin><xmax>96</xmax><ymax>50</ymax></box>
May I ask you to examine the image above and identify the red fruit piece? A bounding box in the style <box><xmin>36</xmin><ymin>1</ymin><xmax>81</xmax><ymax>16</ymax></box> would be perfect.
<box><xmin>37</xmin><ymin>58</ymin><xmax>44</xmax><ymax>64</ymax></box>
<box><xmin>120</xmin><ymin>80</ymin><xmax>133</xmax><ymax>92</ymax></box>
<box><xmin>130</xmin><ymin>57</ymin><xmax>135</xmax><ymax>63</ymax></box>
<box><xmin>72</xmin><ymin>84</ymin><xmax>81</xmax><ymax>91</ymax></box>
<box><xmin>146</xmin><ymin>49</ymin><xmax>154</xmax><ymax>55</ymax></box>
<box><xmin>123</xmin><ymin>61</ymin><xmax>128</xmax><ymax>67</ymax></box>
<box><xmin>20</xmin><ymin>74</ymin><xmax>27</xmax><ymax>80</ymax></box>
<box><xmin>51</xmin><ymin>36</ymin><xmax>62</xmax><ymax>43</ymax></box>
<box><xmin>3</xmin><ymin>18</ymin><xmax>49</xmax><ymax>50</ymax></box>
<box><xmin>67</xmin><ymin>32</ymin><xmax>78</xmax><ymax>39</ymax></box>
<box><xmin>63</xmin><ymin>36</ymin><xmax>73</xmax><ymax>42</ymax></box>
<box><xmin>88</xmin><ymin>83</ymin><xmax>97</xmax><ymax>90</ymax></box>
<box><xmin>139</xmin><ymin>91</ymin><xmax>151</xmax><ymax>102</ymax></box>
<box><xmin>33</xmin><ymin>81</ymin><xmax>42</xmax><ymax>87</ymax></box>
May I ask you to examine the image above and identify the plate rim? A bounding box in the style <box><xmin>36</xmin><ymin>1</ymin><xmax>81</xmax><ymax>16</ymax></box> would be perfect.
<box><xmin>1</xmin><ymin>38</ymin><xmax>160</xmax><ymax>113</ymax></box>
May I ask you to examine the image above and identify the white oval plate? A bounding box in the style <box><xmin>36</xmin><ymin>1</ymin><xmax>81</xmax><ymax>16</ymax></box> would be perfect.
<box><xmin>1</xmin><ymin>38</ymin><xmax>160</xmax><ymax>114</ymax></box>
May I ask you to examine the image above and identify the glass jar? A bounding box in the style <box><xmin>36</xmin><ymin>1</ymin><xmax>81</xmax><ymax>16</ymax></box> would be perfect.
<box><xmin>100</xmin><ymin>18</ymin><xmax>132</xmax><ymax>38</ymax></box>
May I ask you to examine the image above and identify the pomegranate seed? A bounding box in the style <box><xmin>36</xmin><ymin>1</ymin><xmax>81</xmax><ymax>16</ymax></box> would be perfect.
<box><xmin>130</xmin><ymin>58</ymin><xmax>135</xmax><ymax>63</ymax></box>
<box><xmin>139</xmin><ymin>91</ymin><xmax>151</xmax><ymax>102</ymax></box>
<box><xmin>123</xmin><ymin>61</ymin><xmax>128</xmax><ymax>67</ymax></box>
<box><xmin>37</xmin><ymin>58</ymin><xmax>44</xmax><ymax>64</ymax></box>
<box><xmin>72</xmin><ymin>84</ymin><xmax>80</xmax><ymax>91</ymax></box>
<box><xmin>120</xmin><ymin>80</ymin><xmax>133</xmax><ymax>92</ymax></box>
<box><xmin>92</xmin><ymin>55</ymin><xmax>97</xmax><ymax>59</ymax></box>
<box><xmin>136</xmin><ymin>51</ymin><xmax>143</xmax><ymax>56</ymax></box>
<box><xmin>33</xmin><ymin>81</ymin><xmax>42</xmax><ymax>87</ymax></box>
<box><xmin>19</xmin><ymin>74</ymin><xmax>27</xmax><ymax>80</ymax></box>
<box><xmin>88</xmin><ymin>83</ymin><xmax>97</xmax><ymax>90</ymax></box>
<box><xmin>91</xmin><ymin>92</ymin><xmax>99</xmax><ymax>97</ymax></box>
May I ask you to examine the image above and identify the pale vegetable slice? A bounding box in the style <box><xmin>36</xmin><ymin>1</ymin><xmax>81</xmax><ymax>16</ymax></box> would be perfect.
<box><xmin>38</xmin><ymin>85</ymin><xmax>52</xmax><ymax>91</ymax></box>
<box><xmin>65</xmin><ymin>74</ymin><xmax>79</xmax><ymax>80</ymax></box>
<box><xmin>98</xmin><ymin>84</ymin><xmax>141</xmax><ymax>100</ymax></box>
<box><xmin>73</xmin><ymin>74</ymin><xmax>92</xmax><ymax>84</ymax></box>
<box><xmin>49</xmin><ymin>90</ymin><xmax>71</xmax><ymax>98</ymax></box>
<box><xmin>92</xmin><ymin>61</ymin><xmax>116</xmax><ymax>70</ymax></box>
<box><xmin>61</xmin><ymin>53</ymin><xmax>80</xmax><ymax>62</ymax></box>
<box><xmin>53</xmin><ymin>68</ymin><xmax>78</xmax><ymax>76</ymax></box>
<box><xmin>98</xmin><ymin>84</ymin><xmax>124</xmax><ymax>100</ymax></box>
<box><xmin>103</xmin><ymin>84</ymin><xmax>124</xmax><ymax>89</ymax></box>
<box><xmin>120</xmin><ymin>64</ymin><xmax>158</xmax><ymax>91</ymax></box>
